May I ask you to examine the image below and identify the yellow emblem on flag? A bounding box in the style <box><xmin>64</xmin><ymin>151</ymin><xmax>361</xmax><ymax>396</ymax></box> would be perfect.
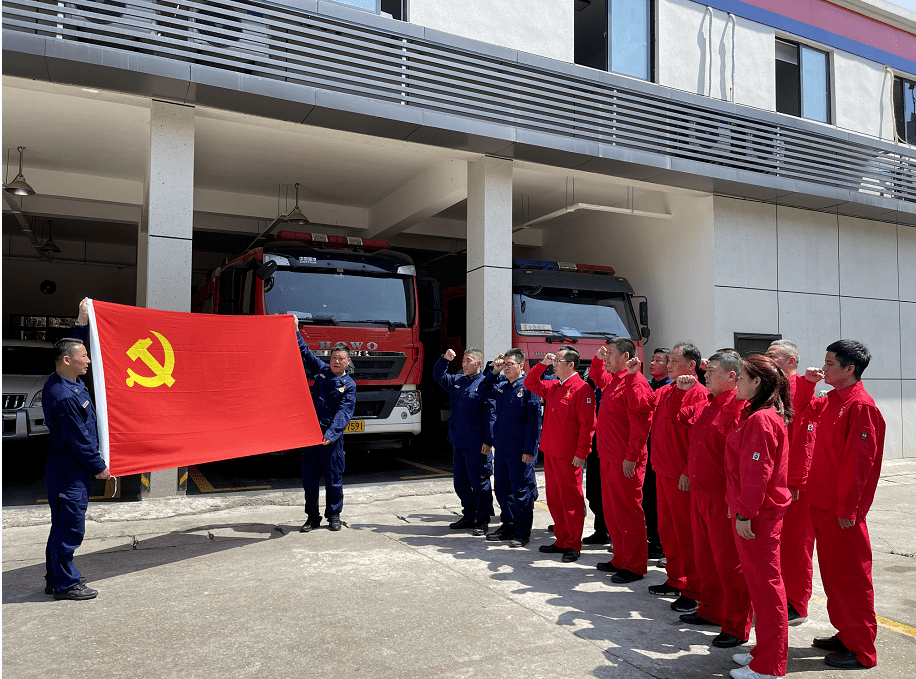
<box><xmin>126</xmin><ymin>331</ymin><xmax>176</xmax><ymax>388</ymax></box>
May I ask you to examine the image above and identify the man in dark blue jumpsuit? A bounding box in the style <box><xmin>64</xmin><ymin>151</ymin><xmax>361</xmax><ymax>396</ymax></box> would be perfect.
<box><xmin>434</xmin><ymin>347</ymin><xmax>495</xmax><ymax>535</ymax></box>
<box><xmin>43</xmin><ymin>298</ymin><xmax>110</xmax><ymax>600</ymax></box>
<box><xmin>295</xmin><ymin>329</ymin><xmax>357</xmax><ymax>532</ymax></box>
<box><xmin>478</xmin><ymin>349</ymin><xmax>542</xmax><ymax>547</ymax></box>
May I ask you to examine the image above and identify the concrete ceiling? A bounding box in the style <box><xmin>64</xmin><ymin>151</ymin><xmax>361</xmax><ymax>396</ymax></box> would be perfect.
<box><xmin>2</xmin><ymin>76</ymin><xmax>694</xmax><ymax>251</ymax></box>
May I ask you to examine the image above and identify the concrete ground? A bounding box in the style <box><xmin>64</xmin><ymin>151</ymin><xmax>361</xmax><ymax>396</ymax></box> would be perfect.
<box><xmin>3</xmin><ymin>459</ymin><xmax>915</xmax><ymax>679</ymax></box>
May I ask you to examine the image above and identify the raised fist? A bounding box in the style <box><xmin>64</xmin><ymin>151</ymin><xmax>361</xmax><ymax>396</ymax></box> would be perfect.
<box><xmin>805</xmin><ymin>367</ymin><xmax>824</xmax><ymax>384</ymax></box>
<box><xmin>77</xmin><ymin>297</ymin><xmax>90</xmax><ymax>325</ymax></box>
<box><xmin>444</xmin><ymin>349</ymin><xmax>457</xmax><ymax>361</ymax></box>
<box><xmin>625</xmin><ymin>357</ymin><xmax>641</xmax><ymax>375</ymax></box>
<box><xmin>542</xmin><ymin>353</ymin><xmax>556</xmax><ymax>366</ymax></box>
<box><xmin>676</xmin><ymin>374</ymin><xmax>697</xmax><ymax>391</ymax></box>
<box><xmin>596</xmin><ymin>345</ymin><xmax>608</xmax><ymax>360</ymax></box>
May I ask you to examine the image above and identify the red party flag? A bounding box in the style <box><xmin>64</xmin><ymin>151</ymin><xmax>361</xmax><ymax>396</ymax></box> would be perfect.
<box><xmin>87</xmin><ymin>300</ymin><xmax>322</xmax><ymax>476</ymax></box>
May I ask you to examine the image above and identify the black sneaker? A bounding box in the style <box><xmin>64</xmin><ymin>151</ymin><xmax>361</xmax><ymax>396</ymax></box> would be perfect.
<box><xmin>538</xmin><ymin>543</ymin><xmax>564</xmax><ymax>554</ymax></box>
<box><xmin>670</xmin><ymin>596</ymin><xmax>700</xmax><ymax>613</ymax></box>
<box><xmin>711</xmin><ymin>633</ymin><xmax>747</xmax><ymax>648</ymax></box>
<box><xmin>596</xmin><ymin>561</ymin><xmax>620</xmax><ymax>573</ymax></box>
<box><xmin>53</xmin><ymin>583</ymin><xmax>98</xmax><ymax>601</ymax></box>
<box><xmin>449</xmin><ymin>516</ymin><xmax>475</xmax><ymax>530</ymax></box>
<box><xmin>300</xmin><ymin>518</ymin><xmax>321</xmax><ymax>533</ymax></box>
<box><xmin>46</xmin><ymin>576</ymin><xmax>85</xmax><ymax>595</ymax></box>
<box><xmin>561</xmin><ymin>548</ymin><xmax>580</xmax><ymax>563</ymax></box>
<box><xmin>547</xmin><ymin>524</ymin><xmax>554</xmax><ymax>533</ymax></box>
<box><xmin>471</xmin><ymin>519</ymin><xmax>489</xmax><ymax>536</ymax></box>
<box><xmin>647</xmin><ymin>545</ymin><xmax>665</xmax><ymax>560</ymax></box>
<box><xmin>328</xmin><ymin>517</ymin><xmax>342</xmax><ymax>532</ymax></box>
<box><xmin>485</xmin><ymin>525</ymin><xmax>514</xmax><ymax>541</ymax></box>
<box><xmin>648</xmin><ymin>583</ymin><xmax>681</xmax><ymax>597</ymax></box>
<box><xmin>509</xmin><ymin>536</ymin><xmax>529</xmax><ymax>548</ymax></box>
<box><xmin>610</xmin><ymin>569</ymin><xmax>643</xmax><ymax>584</ymax></box>
<box><xmin>582</xmin><ymin>532</ymin><xmax>610</xmax><ymax>545</ymax></box>
<box><xmin>787</xmin><ymin>603</ymin><xmax>807</xmax><ymax>624</ymax></box>
<box><xmin>812</xmin><ymin>635</ymin><xmax>847</xmax><ymax>653</ymax></box>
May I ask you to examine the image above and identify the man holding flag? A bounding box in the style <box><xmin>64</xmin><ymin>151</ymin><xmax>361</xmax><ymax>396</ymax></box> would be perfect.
<box><xmin>295</xmin><ymin>323</ymin><xmax>357</xmax><ymax>533</ymax></box>
<box><xmin>43</xmin><ymin>298</ymin><xmax>110</xmax><ymax>600</ymax></box>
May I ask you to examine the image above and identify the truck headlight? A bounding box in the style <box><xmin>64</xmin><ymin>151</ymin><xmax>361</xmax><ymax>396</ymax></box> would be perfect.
<box><xmin>30</xmin><ymin>390</ymin><xmax>42</xmax><ymax>407</ymax></box>
<box><xmin>396</xmin><ymin>390</ymin><xmax>421</xmax><ymax>415</ymax></box>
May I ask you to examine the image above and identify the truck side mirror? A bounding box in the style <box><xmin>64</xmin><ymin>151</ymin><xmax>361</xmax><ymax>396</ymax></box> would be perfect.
<box><xmin>256</xmin><ymin>260</ymin><xmax>278</xmax><ymax>281</ymax></box>
<box><xmin>639</xmin><ymin>300</ymin><xmax>649</xmax><ymax>327</ymax></box>
<box><xmin>641</xmin><ymin>326</ymin><xmax>651</xmax><ymax>340</ymax></box>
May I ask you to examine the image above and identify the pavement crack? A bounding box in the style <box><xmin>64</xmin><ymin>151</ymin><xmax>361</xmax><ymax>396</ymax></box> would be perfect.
<box><xmin>395</xmin><ymin>515</ymin><xmax>411</xmax><ymax>523</ymax></box>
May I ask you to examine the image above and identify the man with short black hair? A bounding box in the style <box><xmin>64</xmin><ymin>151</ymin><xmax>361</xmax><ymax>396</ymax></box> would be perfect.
<box><xmin>43</xmin><ymin>298</ymin><xmax>110</xmax><ymax>601</ymax></box>
<box><xmin>478</xmin><ymin>349</ymin><xmax>542</xmax><ymax>547</ymax></box>
<box><xmin>525</xmin><ymin>346</ymin><xmax>596</xmax><ymax>563</ymax></box>
<box><xmin>766</xmin><ymin>339</ymin><xmax>817</xmax><ymax>624</ymax></box>
<box><xmin>797</xmin><ymin>340</ymin><xmax>885</xmax><ymax>670</ymax></box>
<box><xmin>675</xmin><ymin>353</ymin><xmax>750</xmax><ymax>648</ymax></box>
<box><xmin>434</xmin><ymin>347</ymin><xmax>495</xmax><ymax>535</ymax></box>
<box><xmin>295</xmin><ymin>328</ymin><xmax>357</xmax><ymax>533</ymax></box>
<box><xmin>647</xmin><ymin>342</ymin><xmax>708</xmax><ymax>614</ymax></box>
<box><xmin>589</xmin><ymin>337</ymin><xmax>654</xmax><ymax>583</ymax></box>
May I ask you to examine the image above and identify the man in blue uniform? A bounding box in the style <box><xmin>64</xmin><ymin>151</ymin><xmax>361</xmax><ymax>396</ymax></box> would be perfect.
<box><xmin>477</xmin><ymin>349</ymin><xmax>542</xmax><ymax>547</ymax></box>
<box><xmin>43</xmin><ymin>297</ymin><xmax>110</xmax><ymax>600</ymax></box>
<box><xmin>434</xmin><ymin>347</ymin><xmax>495</xmax><ymax>535</ymax></box>
<box><xmin>295</xmin><ymin>326</ymin><xmax>357</xmax><ymax>533</ymax></box>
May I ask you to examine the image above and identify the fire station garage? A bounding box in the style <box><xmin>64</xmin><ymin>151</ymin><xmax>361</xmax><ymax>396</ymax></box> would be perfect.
<box><xmin>3</xmin><ymin>0</ymin><xmax>915</xmax><ymax>501</ymax></box>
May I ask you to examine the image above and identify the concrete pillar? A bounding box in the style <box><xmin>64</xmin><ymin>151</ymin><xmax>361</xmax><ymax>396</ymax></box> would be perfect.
<box><xmin>466</xmin><ymin>157</ymin><xmax>513</xmax><ymax>362</ymax></box>
<box><xmin>137</xmin><ymin>99</ymin><xmax>195</xmax><ymax>498</ymax></box>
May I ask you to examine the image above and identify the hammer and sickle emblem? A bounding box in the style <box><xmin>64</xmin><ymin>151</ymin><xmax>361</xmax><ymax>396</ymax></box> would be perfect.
<box><xmin>126</xmin><ymin>331</ymin><xmax>175</xmax><ymax>388</ymax></box>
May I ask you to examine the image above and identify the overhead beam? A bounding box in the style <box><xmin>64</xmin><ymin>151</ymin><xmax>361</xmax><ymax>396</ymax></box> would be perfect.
<box><xmin>365</xmin><ymin>159</ymin><xmax>468</xmax><ymax>240</ymax></box>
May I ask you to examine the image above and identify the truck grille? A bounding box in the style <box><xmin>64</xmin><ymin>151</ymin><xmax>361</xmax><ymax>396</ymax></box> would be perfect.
<box><xmin>350</xmin><ymin>356</ymin><xmax>407</xmax><ymax>381</ymax></box>
<box><xmin>352</xmin><ymin>389</ymin><xmax>401</xmax><ymax>420</ymax></box>
<box><xmin>3</xmin><ymin>394</ymin><xmax>26</xmax><ymax>410</ymax></box>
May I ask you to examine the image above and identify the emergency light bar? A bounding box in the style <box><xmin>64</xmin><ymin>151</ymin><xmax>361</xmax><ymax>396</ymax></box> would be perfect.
<box><xmin>512</xmin><ymin>259</ymin><xmax>616</xmax><ymax>275</ymax></box>
<box><xmin>275</xmin><ymin>231</ymin><xmax>390</xmax><ymax>251</ymax></box>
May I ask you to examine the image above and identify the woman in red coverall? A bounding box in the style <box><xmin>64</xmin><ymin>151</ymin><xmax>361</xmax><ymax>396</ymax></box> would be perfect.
<box><xmin>725</xmin><ymin>355</ymin><xmax>792</xmax><ymax>679</ymax></box>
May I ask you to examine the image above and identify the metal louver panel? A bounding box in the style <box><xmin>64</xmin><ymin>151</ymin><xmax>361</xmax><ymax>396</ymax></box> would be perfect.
<box><xmin>3</xmin><ymin>0</ymin><xmax>914</xmax><ymax>202</ymax></box>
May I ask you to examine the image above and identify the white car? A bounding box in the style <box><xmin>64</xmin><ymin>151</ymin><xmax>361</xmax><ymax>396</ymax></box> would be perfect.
<box><xmin>2</xmin><ymin>340</ymin><xmax>54</xmax><ymax>441</ymax></box>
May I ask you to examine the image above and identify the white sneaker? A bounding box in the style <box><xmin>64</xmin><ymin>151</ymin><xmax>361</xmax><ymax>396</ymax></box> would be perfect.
<box><xmin>729</xmin><ymin>667</ymin><xmax>782</xmax><ymax>679</ymax></box>
<box><xmin>732</xmin><ymin>653</ymin><xmax>753</xmax><ymax>666</ymax></box>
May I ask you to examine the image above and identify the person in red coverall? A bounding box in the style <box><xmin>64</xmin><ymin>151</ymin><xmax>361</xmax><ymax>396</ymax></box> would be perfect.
<box><xmin>588</xmin><ymin>337</ymin><xmax>655</xmax><ymax>584</ymax></box>
<box><xmin>525</xmin><ymin>346</ymin><xmax>596</xmax><ymax>563</ymax></box>
<box><xmin>675</xmin><ymin>352</ymin><xmax>751</xmax><ymax>649</ymax></box>
<box><xmin>647</xmin><ymin>342</ymin><xmax>709</xmax><ymax>614</ymax></box>
<box><xmin>796</xmin><ymin>340</ymin><xmax>885</xmax><ymax>671</ymax></box>
<box><xmin>765</xmin><ymin>340</ymin><xmax>817</xmax><ymax>623</ymax></box>
<box><xmin>726</xmin><ymin>354</ymin><xmax>792</xmax><ymax>679</ymax></box>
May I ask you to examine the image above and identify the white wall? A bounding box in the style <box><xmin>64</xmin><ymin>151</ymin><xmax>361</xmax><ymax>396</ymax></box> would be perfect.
<box><xmin>712</xmin><ymin>196</ymin><xmax>915</xmax><ymax>458</ymax></box>
<box><xmin>409</xmin><ymin>0</ymin><xmax>573</xmax><ymax>62</ymax></box>
<box><xmin>657</xmin><ymin>0</ymin><xmax>774</xmax><ymax>111</ymax></box>
<box><xmin>833</xmin><ymin>51</ymin><xmax>898</xmax><ymax>140</ymax></box>
<box><xmin>540</xmin><ymin>193</ymin><xmax>716</xmax><ymax>357</ymax></box>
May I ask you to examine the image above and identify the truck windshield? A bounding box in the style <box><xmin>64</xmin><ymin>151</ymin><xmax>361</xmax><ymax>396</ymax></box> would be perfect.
<box><xmin>513</xmin><ymin>290</ymin><xmax>636</xmax><ymax>340</ymax></box>
<box><xmin>264</xmin><ymin>270</ymin><xmax>413</xmax><ymax>326</ymax></box>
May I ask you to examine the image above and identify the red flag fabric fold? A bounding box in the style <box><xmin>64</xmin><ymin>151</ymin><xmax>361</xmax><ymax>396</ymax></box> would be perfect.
<box><xmin>88</xmin><ymin>300</ymin><xmax>322</xmax><ymax>476</ymax></box>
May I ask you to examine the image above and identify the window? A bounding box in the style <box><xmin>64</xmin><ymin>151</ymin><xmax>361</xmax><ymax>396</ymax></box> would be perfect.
<box><xmin>734</xmin><ymin>333</ymin><xmax>781</xmax><ymax>358</ymax></box>
<box><xmin>327</xmin><ymin>0</ymin><xmax>405</xmax><ymax>20</ymax></box>
<box><xmin>575</xmin><ymin>0</ymin><xmax>652</xmax><ymax>81</ymax></box>
<box><xmin>893</xmin><ymin>76</ymin><xmax>916</xmax><ymax>145</ymax></box>
<box><xmin>775</xmin><ymin>39</ymin><xmax>830</xmax><ymax>123</ymax></box>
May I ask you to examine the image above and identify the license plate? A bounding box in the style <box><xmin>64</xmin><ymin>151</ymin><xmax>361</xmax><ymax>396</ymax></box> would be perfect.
<box><xmin>344</xmin><ymin>420</ymin><xmax>364</xmax><ymax>433</ymax></box>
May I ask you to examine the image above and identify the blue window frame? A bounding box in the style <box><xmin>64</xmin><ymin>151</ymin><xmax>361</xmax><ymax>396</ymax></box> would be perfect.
<box><xmin>775</xmin><ymin>38</ymin><xmax>831</xmax><ymax>123</ymax></box>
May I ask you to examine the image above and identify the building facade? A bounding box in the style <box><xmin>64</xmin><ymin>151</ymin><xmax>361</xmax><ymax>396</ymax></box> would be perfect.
<box><xmin>3</xmin><ymin>0</ymin><xmax>914</xmax><ymax>485</ymax></box>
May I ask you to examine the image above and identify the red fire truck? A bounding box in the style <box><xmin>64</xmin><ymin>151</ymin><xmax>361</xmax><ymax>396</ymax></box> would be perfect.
<box><xmin>192</xmin><ymin>231</ymin><xmax>428</xmax><ymax>448</ymax></box>
<box><xmin>439</xmin><ymin>259</ymin><xmax>650</xmax><ymax>375</ymax></box>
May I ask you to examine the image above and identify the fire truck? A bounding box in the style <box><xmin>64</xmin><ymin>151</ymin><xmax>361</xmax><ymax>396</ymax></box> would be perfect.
<box><xmin>192</xmin><ymin>231</ymin><xmax>432</xmax><ymax>449</ymax></box>
<box><xmin>439</xmin><ymin>259</ymin><xmax>650</xmax><ymax>377</ymax></box>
